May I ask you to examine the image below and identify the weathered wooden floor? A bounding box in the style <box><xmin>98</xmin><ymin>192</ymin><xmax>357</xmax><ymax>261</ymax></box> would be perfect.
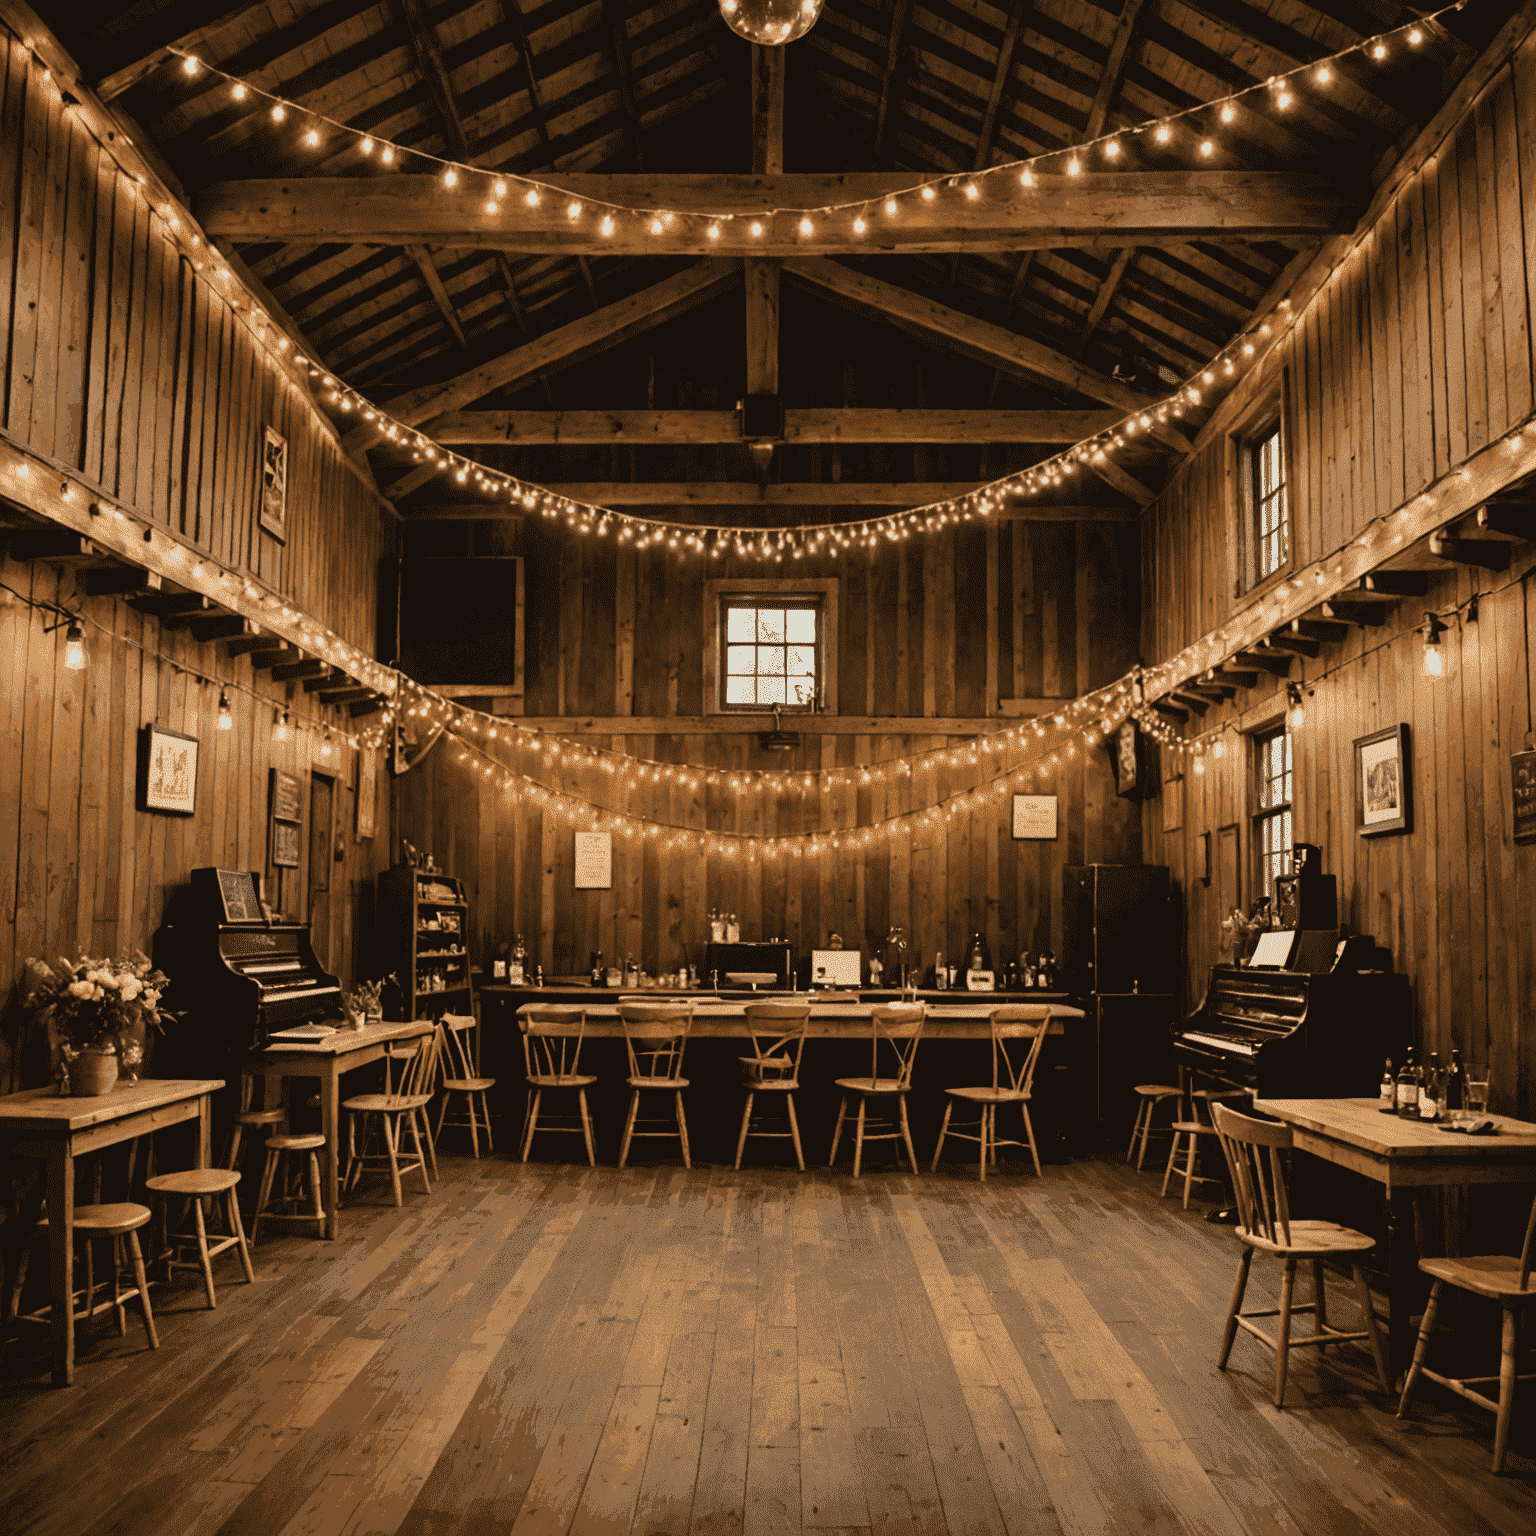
<box><xmin>3</xmin><ymin>1152</ymin><xmax>1533</xmax><ymax>1536</ymax></box>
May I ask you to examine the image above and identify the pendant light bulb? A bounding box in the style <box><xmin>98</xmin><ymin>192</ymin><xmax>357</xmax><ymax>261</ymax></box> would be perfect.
<box><xmin>273</xmin><ymin>708</ymin><xmax>290</xmax><ymax>743</ymax></box>
<box><xmin>217</xmin><ymin>688</ymin><xmax>233</xmax><ymax>729</ymax></box>
<box><xmin>320</xmin><ymin>728</ymin><xmax>332</xmax><ymax>758</ymax></box>
<box><xmin>1286</xmin><ymin>682</ymin><xmax>1306</xmax><ymax>731</ymax></box>
<box><xmin>63</xmin><ymin>621</ymin><xmax>86</xmax><ymax>671</ymax></box>
<box><xmin>1211</xmin><ymin>737</ymin><xmax>1225</xmax><ymax>760</ymax></box>
<box><xmin>1422</xmin><ymin>613</ymin><xmax>1452</xmax><ymax>679</ymax></box>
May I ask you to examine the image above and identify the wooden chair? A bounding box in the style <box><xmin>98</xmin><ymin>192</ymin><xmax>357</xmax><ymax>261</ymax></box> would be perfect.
<box><xmin>829</xmin><ymin>1003</ymin><xmax>925</xmax><ymax>1177</ymax></box>
<box><xmin>1162</xmin><ymin>1086</ymin><xmax>1248</xmax><ymax>1209</ymax></box>
<box><xmin>1211</xmin><ymin>1102</ymin><xmax>1389</xmax><ymax>1409</ymax></box>
<box><xmin>519</xmin><ymin>1006</ymin><xmax>597</xmax><ymax>1165</ymax></box>
<box><xmin>1397</xmin><ymin>1189</ymin><xmax>1536</xmax><ymax>1472</ymax></box>
<box><xmin>343</xmin><ymin>1031</ymin><xmax>441</xmax><ymax>1205</ymax></box>
<box><xmin>735</xmin><ymin>1001</ymin><xmax>812</xmax><ymax>1171</ymax></box>
<box><xmin>617</xmin><ymin>1003</ymin><xmax>694</xmax><ymax>1169</ymax></box>
<box><xmin>435</xmin><ymin>1012</ymin><xmax>496</xmax><ymax>1158</ymax></box>
<box><xmin>252</xmin><ymin>1132</ymin><xmax>327</xmax><ymax>1244</ymax></box>
<box><xmin>145</xmin><ymin>1168</ymin><xmax>254</xmax><ymax>1307</ymax></box>
<box><xmin>931</xmin><ymin>1005</ymin><xmax>1051</xmax><ymax>1180</ymax></box>
<box><xmin>1128</xmin><ymin>1084</ymin><xmax>1181</xmax><ymax>1171</ymax></box>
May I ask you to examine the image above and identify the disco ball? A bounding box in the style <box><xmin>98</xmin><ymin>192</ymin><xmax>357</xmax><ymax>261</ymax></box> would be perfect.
<box><xmin>719</xmin><ymin>0</ymin><xmax>825</xmax><ymax>46</ymax></box>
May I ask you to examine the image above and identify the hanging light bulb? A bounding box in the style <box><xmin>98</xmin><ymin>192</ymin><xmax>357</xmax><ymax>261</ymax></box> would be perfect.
<box><xmin>320</xmin><ymin>728</ymin><xmax>333</xmax><ymax>758</ymax></box>
<box><xmin>217</xmin><ymin>688</ymin><xmax>233</xmax><ymax>730</ymax></box>
<box><xmin>1286</xmin><ymin>682</ymin><xmax>1306</xmax><ymax>730</ymax></box>
<box><xmin>63</xmin><ymin>621</ymin><xmax>86</xmax><ymax>670</ymax></box>
<box><xmin>273</xmin><ymin>708</ymin><xmax>290</xmax><ymax>743</ymax></box>
<box><xmin>717</xmin><ymin>0</ymin><xmax>824</xmax><ymax>46</ymax></box>
<box><xmin>1211</xmin><ymin>736</ymin><xmax>1226</xmax><ymax>760</ymax></box>
<box><xmin>1422</xmin><ymin>613</ymin><xmax>1452</xmax><ymax>679</ymax></box>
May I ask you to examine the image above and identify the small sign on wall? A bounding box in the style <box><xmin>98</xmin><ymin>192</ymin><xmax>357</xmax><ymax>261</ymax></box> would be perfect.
<box><xmin>574</xmin><ymin>830</ymin><xmax>613</xmax><ymax>889</ymax></box>
<box><xmin>1012</xmin><ymin>794</ymin><xmax>1058</xmax><ymax>840</ymax></box>
<box><xmin>1514</xmin><ymin>749</ymin><xmax>1536</xmax><ymax>846</ymax></box>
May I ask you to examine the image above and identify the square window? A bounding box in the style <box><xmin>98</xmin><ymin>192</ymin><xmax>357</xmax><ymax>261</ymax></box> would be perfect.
<box><xmin>718</xmin><ymin>597</ymin><xmax>822</xmax><ymax>712</ymax></box>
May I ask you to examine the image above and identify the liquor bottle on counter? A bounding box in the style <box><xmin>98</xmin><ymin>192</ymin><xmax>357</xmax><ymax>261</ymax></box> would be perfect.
<box><xmin>868</xmin><ymin>953</ymin><xmax>883</xmax><ymax>987</ymax></box>
<box><xmin>535</xmin><ymin>965</ymin><xmax>544</xmax><ymax>988</ymax></box>
<box><xmin>1039</xmin><ymin>953</ymin><xmax>1057</xmax><ymax>991</ymax></box>
<box><xmin>1419</xmin><ymin>1053</ymin><xmax>1443</xmax><ymax>1121</ymax></box>
<box><xmin>1378</xmin><ymin>1059</ymin><xmax>1395</xmax><ymax>1112</ymax></box>
<box><xmin>934</xmin><ymin>952</ymin><xmax>947</xmax><ymax>991</ymax></box>
<box><xmin>625</xmin><ymin>955</ymin><xmax>639</xmax><ymax>988</ymax></box>
<box><xmin>509</xmin><ymin>934</ymin><xmax>527</xmax><ymax>986</ymax></box>
<box><xmin>1396</xmin><ymin>1048</ymin><xmax>1420</xmax><ymax>1118</ymax></box>
<box><xmin>726</xmin><ymin>913</ymin><xmax>740</xmax><ymax>943</ymax></box>
<box><xmin>590</xmin><ymin>951</ymin><xmax>604</xmax><ymax>986</ymax></box>
<box><xmin>1022</xmin><ymin>954</ymin><xmax>1036</xmax><ymax>988</ymax></box>
<box><xmin>1445</xmin><ymin>1048</ymin><xmax>1466</xmax><ymax>1111</ymax></box>
<box><xmin>1005</xmin><ymin>957</ymin><xmax>1019</xmax><ymax>992</ymax></box>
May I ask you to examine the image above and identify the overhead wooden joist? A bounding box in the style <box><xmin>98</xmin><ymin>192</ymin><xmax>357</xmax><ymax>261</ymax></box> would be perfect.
<box><xmin>418</xmin><ymin>407</ymin><xmax>1125</xmax><ymax>444</ymax></box>
<box><xmin>192</xmin><ymin>172</ymin><xmax>1353</xmax><ymax>256</ymax></box>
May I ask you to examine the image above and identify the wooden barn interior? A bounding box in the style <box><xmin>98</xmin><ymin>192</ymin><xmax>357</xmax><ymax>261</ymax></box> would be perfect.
<box><xmin>4</xmin><ymin>0</ymin><xmax>1536</xmax><ymax>1529</ymax></box>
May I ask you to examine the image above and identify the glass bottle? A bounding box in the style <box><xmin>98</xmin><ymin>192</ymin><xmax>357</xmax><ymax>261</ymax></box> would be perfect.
<box><xmin>1445</xmin><ymin>1048</ymin><xmax>1466</xmax><ymax>1112</ymax></box>
<box><xmin>1378</xmin><ymin>1058</ymin><xmax>1395</xmax><ymax>1112</ymax></box>
<box><xmin>1419</xmin><ymin>1052</ymin><xmax>1442</xmax><ymax>1121</ymax></box>
<box><xmin>1396</xmin><ymin>1048</ymin><xmax>1420</xmax><ymax>1118</ymax></box>
<box><xmin>510</xmin><ymin>934</ymin><xmax>526</xmax><ymax>986</ymax></box>
<box><xmin>726</xmin><ymin>912</ymin><xmax>740</xmax><ymax>943</ymax></box>
<box><xmin>935</xmin><ymin>951</ymin><xmax>947</xmax><ymax>991</ymax></box>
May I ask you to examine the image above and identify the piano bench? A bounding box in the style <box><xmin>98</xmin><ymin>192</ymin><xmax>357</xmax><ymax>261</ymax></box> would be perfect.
<box><xmin>1128</xmin><ymin>1086</ymin><xmax>1181</xmax><ymax>1171</ymax></box>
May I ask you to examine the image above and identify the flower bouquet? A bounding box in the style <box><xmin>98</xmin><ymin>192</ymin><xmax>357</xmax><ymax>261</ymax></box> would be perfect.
<box><xmin>24</xmin><ymin>952</ymin><xmax>177</xmax><ymax>1095</ymax></box>
<box><xmin>344</xmin><ymin>974</ymin><xmax>393</xmax><ymax>1029</ymax></box>
<box><xmin>1219</xmin><ymin>903</ymin><xmax>1271</xmax><ymax>966</ymax></box>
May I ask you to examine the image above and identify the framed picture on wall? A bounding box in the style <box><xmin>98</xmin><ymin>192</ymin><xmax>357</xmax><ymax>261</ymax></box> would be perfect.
<box><xmin>1011</xmin><ymin>795</ymin><xmax>1057</xmax><ymax>840</ymax></box>
<box><xmin>270</xmin><ymin>768</ymin><xmax>302</xmax><ymax>824</ymax></box>
<box><xmin>1354</xmin><ymin>724</ymin><xmax>1411</xmax><ymax>836</ymax></box>
<box><xmin>137</xmin><ymin>724</ymin><xmax>198</xmax><ymax>816</ymax></box>
<box><xmin>356</xmin><ymin>749</ymin><xmax>377</xmax><ymax>839</ymax></box>
<box><xmin>259</xmin><ymin>426</ymin><xmax>288</xmax><ymax>543</ymax></box>
<box><xmin>1161</xmin><ymin>772</ymin><xmax>1184</xmax><ymax>833</ymax></box>
<box><xmin>271</xmin><ymin>819</ymin><xmax>301</xmax><ymax>869</ymax></box>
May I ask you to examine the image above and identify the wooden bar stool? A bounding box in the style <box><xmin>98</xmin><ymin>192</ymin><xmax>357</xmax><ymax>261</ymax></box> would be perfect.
<box><xmin>18</xmin><ymin>1204</ymin><xmax>160</xmax><ymax>1355</ymax></box>
<box><xmin>343</xmin><ymin>1033</ymin><xmax>441</xmax><ymax>1205</ymax></box>
<box><xmin>931</xmin><ymin>1005</ymin><xmax>1051</xmax><ymax>1180</ymax></box>
<box><xmin>252</xmin><ymin>1133</ymin><xmax>327</xmax><ymax>1243</ymax></box>
<box><xmin>519</xmin><ymin>1006</ymin><xmax>596</xmax><ymax>1165</ymax></box>
<box><xmin>1162</xmin><ymin>1086</ymin><xmax>1247</xmax><ymax>1209</ymax></box>
<box><xmin>1211</xmin><ymin>1103</ymin><xmax>1389</xmax><ymax>1409</ymax></box>
<box><xmin>829</xmin><ymin>1003</ymin><xmax>925</xmax><ymax>1177</ymax></box>
<box><xmin>1397</xmin><ymin>1189</ymin><xmax>1536</xmax><ymax>1472</ymax></box>
<box><xmin>145</xmin><ymin>1169</ymin><xmax>254</xmax><ymax>1308</ymax></box>
<box><xmin>226</xmin><ymin>1069</ymin><xmax>289</xmax><ymax>1177</ymax></box>
<box><xmin>617</xmin><ymin>1003</ymin><xmax>694</xmax><ymax>1169</ymax></box>
<box><xmin>735</xmin><ymin>1001</ymin><xmax>811</xmax><ymax>1171</ymax></box>
<box><xmin>436</xmin><ymin>1013</ymin><xmax>496</xmax><ymax>1158</ymax></box>
<box><xmin>1128</xmin><ymin>1084</ymin><xmax>1181</xmax><ymax>1171</ymax></box>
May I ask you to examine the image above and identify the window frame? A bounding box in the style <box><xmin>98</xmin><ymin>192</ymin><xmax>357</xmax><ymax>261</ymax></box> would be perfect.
<box><xmin>1251</xmin><ymin>721</ymin><xmax>1294</xmax><ymax>906</ymax></box>
<box><xmin>703</xmin><ymin>578</ymin><xmax>839</xmax><ymax>716</ymax></box>
<box><xmin>1227</xmin><ymin>381</ymin><xmax>1294</xmax><ymax>598</ymax></box>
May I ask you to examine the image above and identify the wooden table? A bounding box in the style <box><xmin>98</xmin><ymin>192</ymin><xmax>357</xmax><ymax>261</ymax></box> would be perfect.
<box><xmin>243</xmin><ymin>1019</ymin><xmax>434</xmax><ymax>1240</ymax></box>
<box><xmin>513</xmin><ymin>999</ymin><xmax>1084</xmax><ymax>1038</ymax></box>
<box><xmin>1253</xmin><ymin>1096</ymin><xmax>1536</xmax><ymax>1376</ymax></box>
<box><xmin>0</xmin><ymin>1078</ymin><xmax>221</xmax><ymax>1386</ymax></box>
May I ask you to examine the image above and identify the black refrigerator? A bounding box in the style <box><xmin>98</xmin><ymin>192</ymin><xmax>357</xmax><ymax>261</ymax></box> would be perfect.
<box><xmin>1062</xmin><ymin>865</ymin><xmax>1177</xmax><ymax>1145</ymax></box>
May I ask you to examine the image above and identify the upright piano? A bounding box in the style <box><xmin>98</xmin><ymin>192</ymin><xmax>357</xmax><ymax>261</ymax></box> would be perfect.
<box><xmin>155</xmin><ymin>868</ymin><xmax>344</xmax><ymax>1081</ymax></box>
<box><xmin>1174</xmin><ymin>934</ymin><xmax>1408</xmax><ymax>1098</ymax></box>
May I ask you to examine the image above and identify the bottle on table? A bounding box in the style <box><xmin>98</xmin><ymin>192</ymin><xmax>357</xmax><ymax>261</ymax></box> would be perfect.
<box><xmin>591</xmin><ymin>950</ymin><xmax>605</xmax><ymax>987</ymax></box>
<box><xmin>726</xmin><ymin>913</ymin><xmax>740</xmax><ymax>943</ymax></box>
<box><xmin>934</xmin><ymin>951</ymin><xmax>947</xmax><ymax>991</ymax></box>
<box><xmin>625</xmin><ymin>955</ymin><xmax>639</xmax><ymax>988</ymax></box>
<box><xmin>1396</xmin><ymin>1048</ymin><xmax>1420</xmax><ymax>1118</ymax></box>
<box><xmin>868</xmin><ymin>954</ymin><xmax>883</xmax><ymax>987</ymax></box>
<box><xmin>509</xmin><ymin>934</ymin><xmax>526</xmax><ymax>986</ymax></box>
<box><xmin>1445</xmin><ymin>1048</ymin><xmax>1466</xmax><ymax>1111</ymax></box>
<box><xmin>1378</xmin><ymin>1058</ymin><xmax>1395</xmax><ymax>1112</ymax></box>
<box><xmin>535</xmin><ymin>965</ymin><xmax>544</xmax><ymax>988</ymax></box>
<box><xmin>1419</xmin><ymin>1052</ymin><xmax>1443</xmax><ymax>1121</ymax></box>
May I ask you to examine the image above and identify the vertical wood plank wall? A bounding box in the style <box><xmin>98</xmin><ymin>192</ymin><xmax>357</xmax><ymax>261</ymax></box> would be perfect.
<box><xmin>0</xmin><ymin>32</ymin><xmax>391</xmax><ymax>1092</ymax></box>
<box><xmin>1140</xmin><ymin>34</ymin><xmax>1536</xmax><ymax>1117</ymax></box>
<box><xmin>391</xmin><ymin>520</ymin><xmax>1142</xmax><ymax>981</ymax></box>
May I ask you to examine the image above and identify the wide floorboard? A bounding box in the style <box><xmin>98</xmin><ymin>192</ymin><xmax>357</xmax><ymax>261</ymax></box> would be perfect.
<box><xmin>3</xmin><ymin>1153</ymin><xmax>1533</xmax><ymax>1536</ymax></box>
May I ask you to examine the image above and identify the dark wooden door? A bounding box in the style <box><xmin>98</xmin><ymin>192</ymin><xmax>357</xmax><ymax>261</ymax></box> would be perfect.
<box><xmin>309</xmin><ymin>773</ymin><xmax>335</xmax><ymax>966</ymax></box>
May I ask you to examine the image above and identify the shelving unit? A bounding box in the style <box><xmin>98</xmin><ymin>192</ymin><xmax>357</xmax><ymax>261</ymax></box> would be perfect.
<box><xmin>376</xmin><ymin>866</ymin><xmax>474</xmax><ymax>1020</ymax></box>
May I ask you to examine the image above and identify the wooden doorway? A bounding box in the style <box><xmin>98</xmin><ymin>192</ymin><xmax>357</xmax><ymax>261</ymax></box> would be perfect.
<box><xmin>309</xmin><ymin>772</ymin><xmax>336</xmax><ymax>966</ymax></box>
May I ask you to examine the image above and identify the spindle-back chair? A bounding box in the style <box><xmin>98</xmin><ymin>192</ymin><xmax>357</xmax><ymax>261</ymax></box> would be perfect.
<box><xmin>931</xmin><ymin>1005</ymin><xmax>1051</xmax><ymax>1179</ymax></box>
<box><xmin>617</xmin><ymin>1003</ymin><xmax>694</xmax><ymax>1169</ymax></box>
<box><xmin>828</xmin><ymin>1003</ymin><xmax>925</xmax><ymax>1177</ymax></box>
<box><xmin>735</xmin><ymin>1001</ymin><xmax>812</xmax><ymax>1170</ymax></box>
<box><xmin>519</xmin><ymin>1006</ymin><xmax>596</xmax><ymax>1165</ymax></box>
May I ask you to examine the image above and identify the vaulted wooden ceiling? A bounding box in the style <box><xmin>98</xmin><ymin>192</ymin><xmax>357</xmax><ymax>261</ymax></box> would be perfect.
<box><xmin>48</xmin><ymin>0</ymin><xmax>1510</xmax><ymax>516</ymax></box>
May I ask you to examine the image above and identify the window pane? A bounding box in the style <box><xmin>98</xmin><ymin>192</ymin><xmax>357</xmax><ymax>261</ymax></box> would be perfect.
<box><xmin>786</xmin><ymin>609</ymin><xmax>815</xmax><ymax>642</ymax></box>
<box><xmin>759</xmin><ymin>675</ymin><xmax>786</xmax><ymax>704</ymax></box>
<box><xmin>759</xmin><ymin>645</ymin><xmax>785</xmax><ymax>675</ymax></box>
<box><xmin>789</xmin><ymin>677</ymin><xmax>814</xmax><ymax>706</ymax></box>
<box><xmin>725</xmin><ymin>676</ymin><xmax>755</xmax><ymax>704</ymax></box>
<box><xmin>726</xmin><ymin>606</ymin><xmax>755</xmax><ymax>642</ymax></box>
<box><xmin>757</xmin><ymin>609</ymin><xmax>785</xmax><ymax>642</ymax></box>
<box><xmin>726</xmin><ymin>645</ymin><xmax>755</xmax><ymax>675</ymax></box>
<box><xmin>787</xmin><ymin>645</ymin><xmax>814</xmax><ymax>677</ymax></box>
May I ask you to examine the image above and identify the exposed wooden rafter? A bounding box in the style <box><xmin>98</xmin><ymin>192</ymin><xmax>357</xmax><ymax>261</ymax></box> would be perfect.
<box><xmin>602</xmin><ymin>0</ymin><xmax>644</xmax><ymax>167</ymax></box>
<box><xmin>873</xmin><ymin>0</ymin><xmax>914</xmax><ymax>168</ymax></box>
<box><xmin>405</xmin><ymin>246</ymin><xmax>469</xmax><ymax>349</ymax></box>
<box><xmin>747</xmin><ymin>45</ymin><xmax>784</xmax><ymax>402</ymax></box>
<box><xmin>193</xmin><ymin>172</ymin><xmax>1353</xmax><ymax>256</ymax></box>
<box><xmin>93</xmin><ymin>1</ymin><xmax>252</xmax><ymax>99</ymax></box>
<box><xmin>1084</xmin><ymin>0</ymin><xmax>1148</xmax><ymax>143</ymax></box>
<box><xmin>1079</xmin><ymin>247</ymin><xmax>1136</xmax><ymax>351</ymax></box>
<box><xmin>974</xmin><ymin>2</ymin><xmax>1030</xmax><ymax>172</ymax></box>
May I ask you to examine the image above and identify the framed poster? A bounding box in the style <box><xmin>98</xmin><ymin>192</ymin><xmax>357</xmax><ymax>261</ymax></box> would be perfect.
<box><xmin>1513</xmin><ymin>749</ymin><xmax>1536</xmax><ymax>846</ymax></box>
<box><xmin>270</xmin><ymin>768</ymin><xmax>302</xmax><ymax>824</ymax></box>
<box><xmin>260</xmin><ymin>426</ymin><xmax>288</xmax><ymax>543</ymax></box>
<box><xmin>1161</xmin><ymin>772</ymin><xmax>1184</xmax><ymax>834</ymax></box>
<box><xmin>356</xmin><ymin>749</ymin><xmax>377</xmax><ymax>839</ymax></box>
<box><xmin>138</xmin><ymin>724</ymin><xmax>199</xmax><ymax>815</ymax></box>
<box><xmin>1355</xmin><ymin>724</ymin><xmax>1411</xmax><ymax>836</ymax></box>
<box><xmin>574</xmin><ymin>831</ymin><xmax>612</xmax><ymax>889</ymax></box>
<box><xmin>1108</xmin><ymin>719</ymin><xmax>1145</xmax><ymax>799</ymax></box>
<box><xmin>271</xmin><ymin>819</ymin><xmax>301</xmax><ymax>869</ymax></box>
<box><xmin>1011</xmin><ymin>794</ymin><xmax>1058</xmax><ymax>840</ymax></box>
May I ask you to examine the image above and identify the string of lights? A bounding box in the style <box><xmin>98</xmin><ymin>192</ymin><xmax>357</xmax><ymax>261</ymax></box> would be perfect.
<box><xmin>165</xmin><ymin>9</ymin><xmax>1457</xmax><ymax>228</ymax></box>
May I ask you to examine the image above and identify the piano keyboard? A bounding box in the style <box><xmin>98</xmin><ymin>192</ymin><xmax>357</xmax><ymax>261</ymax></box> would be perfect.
<box><xmin>260</xmin><ymin>985</ymin><xmax>342</xmax><ymax>1004</ymax></box>
<box><xmin>1182</xmin><ymin>1030</ymin><xmax>1257</xmax><ymax>1057</ymax></box>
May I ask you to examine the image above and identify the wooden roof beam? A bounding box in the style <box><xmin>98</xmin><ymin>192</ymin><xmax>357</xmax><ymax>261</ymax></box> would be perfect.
<box><xmin>345</xmin><ymin>258</ymin><xmax>740</xmax><ymax>446</ymax></box>
<box><xmin>873</xmin><ymin>0</ymin><xmax>914</xmax><ymax>168</ymax></box>
<box><xmin>974</xmin><ymin>2</ymin><xmax>1030</xmax><ymax>171</ymax></box>
<box><xmin>1079</xmin><ymin>246</ymin><xmax>1136</xmax><ymax>351</ymax></box>
<box><xmin>747</xmin><ymin>45</ymin><xmax>784</xmax><ymax>405</ymax></box>
<box><xmin>93</xmin><ymin>1</ymin><xmax>252</xmax><ymax>100</ymax></box>
<box><xmin>420</xmin><ymin>407</ymin><xmax>1124</xmax><ymax>444</ymax></box>
<box><xmin>1084</xmin><ymin>0</ymin><xmax>1148</xmax><ymax>142</ymax></box>
<box><xmin>406</xmin><ymin>246</ymin><xmax>469</xmax><ymax>349</ymax></box>
<box><xmin>194</xmin><ymin>172</ymin><xmax>1354</xmax><ymax>255</ymax></box>
<box><xmin>602</xmin><ymin>0</ymin><xmax>644</xmax><ymax>167</ymax></box>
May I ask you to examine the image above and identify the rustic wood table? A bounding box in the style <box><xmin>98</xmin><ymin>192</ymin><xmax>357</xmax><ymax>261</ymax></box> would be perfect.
<box><xmin>1253</xmin><ymin>1096</ymin><xmax>1536</xmax><ymax>1377</ymax></box>
<box><xmin>243</xmin><ymin>1019</ymin><xmax>434</xmax><ymax>1240</ymax></box>
<box><xmin>512</xmin><ymin>998</ymin><xmax>1084</xmax><ymax>1038</ymax></box>
<box><xmin>0</xmin><ymin>1077</ymin><xmax>222</xmax><ymax>1386</ymax></box>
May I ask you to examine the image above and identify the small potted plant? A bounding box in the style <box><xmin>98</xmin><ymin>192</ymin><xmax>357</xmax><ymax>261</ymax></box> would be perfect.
<box><xmin>23</xmin><ymin>952</ymin><xmax>177</xmax><ymax>1095</ymax></box>
<box><xmin>344</xmin><ymin>974</ymin><xmax>393</xmax><ymax>1029</ymax></box>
